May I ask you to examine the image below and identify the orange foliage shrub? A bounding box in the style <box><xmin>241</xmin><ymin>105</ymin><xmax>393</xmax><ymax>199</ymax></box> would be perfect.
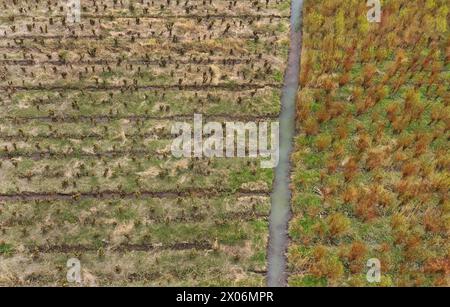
<box><xmin>336</xmin><ymin>123</ymin><xmax>348</xmax><ymax>140</ymax></box>
<box><xmin>326</xmin><ymin>213</ymin><xmax>351</xmax><ymax>238</ymax></box>
<box><xmin>317</xmin><ymin>106</ymin><xmax>331</xmax><ymax>123</ymax></box>
<box><xmin>423</xmin><ymin>208</ymin><xmax>444</xmax><ymax>233</ymax></box>
<box><xmin>348</xmin><ymin>241</ymin><xmax>368</xmax><ymax>261</ymax></box>
<box><xmin>339</xmin><ymin>72</ymin><xmax>350</xmax><ymax>86</ymax></box>
<box><xmin>297</xmin><ymin>97</ymin><xmax>311</xmax><ymax>121</ymax></box>
<box><xmin>365</xmin><ymin>149</ymin><xmax>384</xmax><ymax>170</ymax></box>
<box><xmin>362</xmin><ymin>64</ymin><xmax>377</xmax><ymax>88</ymax></box>
<box><xmin>310</xmin><ymin>245</ymin><xmax>345</xmax><ymax>282</ymax></box>
<box><xmin>402</xmin><ymin>161</ymin><xmax>418</xmax><ymax>178</ymax></box>
<box><xmin>343</xmin><ymin>158</ymin><xmax>358</xmax><ymax>181</ymax></box>
<box><xmin>342</xmin><ymin>185</ymin><xmax>358</xmax><ymax>204</ymax></box>
<box><xmin>303</xmin><ymin>118</ymin><xmax>319</xmax><ymax>135</ymax></box>
<box><xmin>355</xmin><ymin>191</ymin><xmax>379</xmax><ymax>221</ymax></box>
<box><xmin>315</xmin><ymin>134</ymin><xmax>332</xmax><ymax>151</ymax></box>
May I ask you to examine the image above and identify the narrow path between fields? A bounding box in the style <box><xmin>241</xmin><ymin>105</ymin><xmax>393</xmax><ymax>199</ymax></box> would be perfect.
<box><xmin>267</xmin><ymin>0</ymin><xmax>304</xmax><ymax>287</ymax></box>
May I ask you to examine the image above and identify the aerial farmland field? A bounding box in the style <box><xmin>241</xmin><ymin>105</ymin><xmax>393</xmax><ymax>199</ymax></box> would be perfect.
<box><xmin>289</xmin><ymin>0</ymin><xmax>448</xmax><ymax>287</ymax></box>
<box><xmin>0</xmin><ymin>0</ymin><xmax>291</xmax><ymax>286</ymax></box>
<box><xmin>0</xmin><ymin>0</ymin><xmax>448</xmax><ymax>290</ymax></box>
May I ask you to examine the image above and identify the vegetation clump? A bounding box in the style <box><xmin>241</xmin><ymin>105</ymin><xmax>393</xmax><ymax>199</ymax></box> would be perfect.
<box><xmin>289</xmin><ymin>0</ymin><xmax>449</xmax><ymax>287</ymax></box>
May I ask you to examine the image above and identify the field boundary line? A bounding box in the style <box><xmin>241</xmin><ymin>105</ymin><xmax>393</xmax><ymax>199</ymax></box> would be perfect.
<box><xmin>0</xmin><ymin>188</ymin><xmax>270</xmax><ymax>201</ymax></box>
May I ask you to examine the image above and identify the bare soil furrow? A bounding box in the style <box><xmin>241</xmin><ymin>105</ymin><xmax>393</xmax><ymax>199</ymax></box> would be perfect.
<box><xmin>27</xmin><ymin>241</ymin><xmax>213</xmax><ymax>253</ymax></box>
<box><xmin>0</xmin><ymin>188</ymin><xmax>270</xmax><ymax>202</ymax></box>
<box><xmin>0</xmin><ymin>113</ymin><xmax>278</xmax><ymax>123</ymax></box>
<box><xmin>0</xmin><ymin>83</ymin><xmax>281</xmax><ymax>92</ymax></box>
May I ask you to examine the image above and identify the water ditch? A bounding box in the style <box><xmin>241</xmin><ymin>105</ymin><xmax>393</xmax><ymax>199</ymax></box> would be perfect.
<box><xmin>267</xmin><ymin>0</ymin><xmax>304</xmax><ymax>287</ymax></box>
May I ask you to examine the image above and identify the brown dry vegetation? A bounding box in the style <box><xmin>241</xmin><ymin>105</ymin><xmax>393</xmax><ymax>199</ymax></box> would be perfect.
<box><xmin>289</xmin><ymin>0</ymin><xmax>449</xmax><ymax>286</ymax></box>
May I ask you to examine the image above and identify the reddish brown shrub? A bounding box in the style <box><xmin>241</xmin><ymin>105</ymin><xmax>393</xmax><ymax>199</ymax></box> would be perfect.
<box><xmin>304</xmin><ymin>118</ymin><xmax>320</xmax><ymax>136</ymax></box>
